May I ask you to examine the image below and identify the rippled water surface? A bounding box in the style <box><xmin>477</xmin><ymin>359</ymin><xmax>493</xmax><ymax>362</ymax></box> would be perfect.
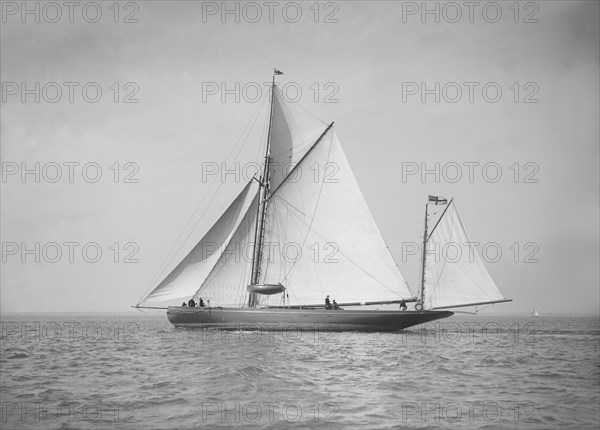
<box><xmin>1</xmin><ymin>314</ymin><xmax>598</xmax><ymax>429</ymax></box>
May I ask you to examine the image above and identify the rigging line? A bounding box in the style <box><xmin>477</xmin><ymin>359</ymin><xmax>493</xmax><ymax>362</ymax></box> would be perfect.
<box><xmin>421</xmin><ymin>201</ymin><xmax>451</xmax><ymax>302</ymax></box>
<box><xmin>426</xmin><ymin>198</ymin><xmax>454</xmax><ymax>241</ymax></box>
<box><xmin>323</xmin><ymin>133</ymin><xmax>408</xmax><ymax>283</ymax></box>
<box><xmin>417</xmin><ymin>208</ymin><xmax>428</xmax><ymax>301</ymax></box>
<box><xmin>142</xmin><ymin>100</ymin><xmax>266</xmax><ymax>302</ymax></box>
<box><xmin>141</xmin><ymin>172</ymin><xmax>230</xmax><ymax>303</ymax></box>
<box><xmin>190</xmin><ymin>189</ymin><xmax>257</xmax><ymax>300</ymax></box>
<box><xmin>270</xmin><ymin>192</ymin><xmax>403</xmax><ymax>297</ymax></box>
<box><xmin>269</xmin><ymin>123</ymin><xmax>334</xmax><ymax>198</ymax></box>
<box><xmin>232</xmin><ymin>96</ymin><xmax>269</xmax><ymax>168</ymax></box>
<box><xmin>139</xmin><ymin>95</ymin><xmax>269</xmax><ymax>303</ymax></box>
<box><xmin>265</xmin><ymin>201</ymin><xmax>303</xmax><ymax>305</ymax></box>
<box><xmin>426</xmin><ymin>205</ymin><xmax>461</xmax><ymax>305</ymax></box>
<box><xmin>269</xmin><ymin>175</ymin><xmax>405</xmax><ymax>295</ymax></box>
<box><xmin>288</xmin><ymin>201</ymin><xmax>328</xmax><ymax>303</ymax></box>
<box><xmin>194</xmin><ymin>192</ymin><xmax>258</xmax><ymax>299</ymax></box>
<box><xmin>271</xmin><ymin>130</ymin><xmax>323</xmax><ymax>161</ymax></box>
<box><xmin>240</xmin><ymin>255</ymin><xmax>253</xmax><ymax>307</ymax></box>
<box><xmin>427</xmin><ymin>203</ymin><xmax>496</xmax><ymax>306</ymax></box>
<box><xmin>275</xmin><ymin>86</ymin><xmax>311</xmax><ymax>150</ymax></box>
<box><xmin>451</xmin><ymin>206</ymin><xmax>501</xmax><ymax>298</ymax></box>
<box><xmin>379</xmin><ymin>231</ymin><xmax>414</xmax><ymax>296</ymax></box>
<box><xmin>272</xmin><ymin>86</ymin><xmax>329</xmax><ymax>170</ymax></box>
<box><xmin>224</xmin><ymin>96</ymin><xmax>269</xmax><ymax>166</ymax></box>
<box><xmin>263</xmin><ymin>198</ymin><xmax>307</xmax><ymax>307</ymax></box>
<box><xmin>282</xmin><ymin>85</ymin><xmax>328</xmax><ymax>127</ymax></box>
<box><xmin>256</xmin><ymin>96</ymin><xmax>271</xmax><ymax>167</ymax></box>
<box><xmin>277</xmin><ymin>133</ymin><xmax>333</xmax><ymax>284</ymax></box>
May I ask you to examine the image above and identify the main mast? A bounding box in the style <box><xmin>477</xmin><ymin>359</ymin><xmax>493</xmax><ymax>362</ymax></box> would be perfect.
<box><xmin>248</xmin><ymin>74</ymin><xmax>276</xmax><ymax>307</ymax></box>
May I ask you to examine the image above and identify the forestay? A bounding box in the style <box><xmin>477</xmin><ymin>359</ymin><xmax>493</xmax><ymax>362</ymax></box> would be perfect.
<box><xmin>193</xmin><ymin>192</ymin><xmax>259</xmax><ymax>307</ymax></box>
<box><xmin>138</xmin><ymin>180</ymin><xmax>258</xmax><ymax>305</ymax></box>
<box><xmin>139</xmin><ymin>85</ymin><xmax>415</xmax><ymax>308</ymax></box>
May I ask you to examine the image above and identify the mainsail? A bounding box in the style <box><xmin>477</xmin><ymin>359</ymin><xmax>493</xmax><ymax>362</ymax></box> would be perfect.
<box><xmin>139</xmin><ymin>84</ymin><xmax>414</xmax><ymax>308</ymax></box>
<box><xmin>422</xmin><ymin>199</ymin><xmax>507</xmax><ymax>309</ymax></box>
<box><xmin>261</xmin><ymin>129</ymin><xmax>413</xmax><ymax>305</ymax></box>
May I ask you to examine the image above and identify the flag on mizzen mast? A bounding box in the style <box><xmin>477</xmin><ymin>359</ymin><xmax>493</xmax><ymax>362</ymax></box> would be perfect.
<box><xmin>138</xmin><ymin>84</ymin><xmax>415</xmax><ymax>308</ymax></box>
<box><xmin>422</xmin><ymin>198</ymin><xmax>508</xmax><ymax>310</ymax></box>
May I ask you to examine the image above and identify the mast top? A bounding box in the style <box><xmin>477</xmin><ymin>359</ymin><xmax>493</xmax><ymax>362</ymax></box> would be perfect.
<box><xmin>273</xmin><ymin>68</ymin><xmax>284</xmax><ymax>85</ymax></box>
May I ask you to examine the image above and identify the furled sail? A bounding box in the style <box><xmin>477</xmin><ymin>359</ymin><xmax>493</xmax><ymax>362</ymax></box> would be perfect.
<box><xmin>138</xmin><ymin>180</ymin><xmax>258</xmax><ymax>305</ymax></box>
<box><xmin>259</xmin><ymin>128</ymin><xmax>413</xmax><ymax>305</ymax></box>
<box><xmin>423</xmin><ymin>201</ymin><xmax>506</xmax><ymax>309</ymax></box>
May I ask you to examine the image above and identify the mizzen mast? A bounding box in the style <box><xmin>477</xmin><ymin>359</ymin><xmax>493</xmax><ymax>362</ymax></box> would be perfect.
<box><xmin>419</xmin><ymin>195</ymin><xmax>452</xmax><ymax>309</ymax></box>
<box><xmin>418</xmin><ymin>201</ymin><xmax>429</xmax><ymax>308</ymax></box>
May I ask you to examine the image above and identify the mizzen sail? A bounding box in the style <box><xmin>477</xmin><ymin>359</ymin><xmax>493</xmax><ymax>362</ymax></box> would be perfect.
<box><xmin>423</xmin><ymin>200</ymin><xmax>507</xmax><ymax>309</ymax></box>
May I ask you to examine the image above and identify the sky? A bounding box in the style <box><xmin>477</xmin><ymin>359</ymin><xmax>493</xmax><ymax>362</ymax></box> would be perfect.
<box><xmin>1</xmin><ymin>0</ymin><xmax>598</xmax><ymax>314</ymax></box>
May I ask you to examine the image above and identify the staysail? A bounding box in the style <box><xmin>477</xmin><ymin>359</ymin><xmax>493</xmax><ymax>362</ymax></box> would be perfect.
<box><xmin>422</xmin><ymin>199</ymin><xmax>507</xmax><ymax>309</ymax></box>
<box><xmin>138</xmin><ymin>180</ymin><xmax>258</xmax><ymax>305</ymax></box>
<box><xmin>192</xmin><ymin>192</ymin><xmax>259</xmax><ymax>307</ymax></box>
<box><xmin>137</xmin><ymin>74</ymin><xmax>510</xmax><ymax>319</ymax></box>
<box><xmin>139</xmin><ymin>84</ymin><xmax>414</xmax><ymax>308</ymax></box>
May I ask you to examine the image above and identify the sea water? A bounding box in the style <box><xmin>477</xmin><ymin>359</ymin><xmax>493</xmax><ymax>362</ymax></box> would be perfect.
<box><xmin>1</xmin><ymin>314</ymin><xmax>598</xmax><ymax>429</ymax></box>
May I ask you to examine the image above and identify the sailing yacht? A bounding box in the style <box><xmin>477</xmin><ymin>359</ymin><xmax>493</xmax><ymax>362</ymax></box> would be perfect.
<box><xmin>135</xmin><ymin>71</ymin><xmax>510</xmax><ymax>331</ymax></box>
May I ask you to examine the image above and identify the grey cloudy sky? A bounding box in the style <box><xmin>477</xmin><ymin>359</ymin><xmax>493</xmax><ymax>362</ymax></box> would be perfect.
<box><xmin>1</xmin><ymin>1</ymin><xmax>598</xmax><ymax>314</ymax></box>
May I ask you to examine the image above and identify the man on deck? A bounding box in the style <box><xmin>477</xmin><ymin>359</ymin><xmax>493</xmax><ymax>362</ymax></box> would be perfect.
<box><xmin>325</xmin><ymin>295</ymin><xmax>332</xmax><ymax>310</ymax></box>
